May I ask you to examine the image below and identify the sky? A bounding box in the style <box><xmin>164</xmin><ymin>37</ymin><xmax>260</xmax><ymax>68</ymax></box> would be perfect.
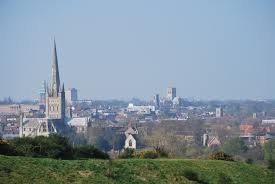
<box><xmin>0</xmin><ymin>0</ymin><xmax>274</xmax><ymax>101</ymax></box>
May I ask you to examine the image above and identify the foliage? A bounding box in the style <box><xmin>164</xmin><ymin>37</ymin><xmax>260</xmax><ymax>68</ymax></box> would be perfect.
<box><xmin>73</xmin><ymin>145</ymin><xmax>109</xmax><ymax>159</ymax></box>
<box><xmin>209</xmin><ymin>151</ymin><xmax>234</xmax><ymax>161</ymax></box>
<box><xmin>154</xmin><ymin>146</ymin><xmax>169</xmax><ymax>158</ymax></box>
<box><xmin>137</xmin><ymin>150</ymin><xmax>159</xmax><ymax>159</ymax></box>
<box><xmin>95</xmin><ymin>136</ymin><xmax>112</xmax><ymax>152</ymax></box>
<box><xmin>0</xmin><ymin>135</ymin><xmax>109</xmax><ymax>160</ymax></box>
<box><xmin>245</xmin><ymin>158</ymin><xmax>253</xmax><ymax>164</ymax></box>
<box><xmin>9</xmin><ymin>134</ymin><xmax>73</xmax><ymax>159</ymax></box>
<box><xmin>222</xmin><ymin>138</ymin><xmax>248</xmax><ymax>156</ymax></box>
<box><xmin>264</xmin><ymin>138</ymin><xmax>275</xmax><ymax>161</ymax></box>
<box><xmin>119</xmin><ymin>148</ymin><xmax>135</xmax><ymax>159</ymax></box>
<box><xmin>267</xmin><ymin>159</ymin><xmax>275</xmax><ymax>171</ymax></box>
<box><xmin>0</xmin><ymin>139</ymin><xmax>15</xmax><ymax>156</ymax></box>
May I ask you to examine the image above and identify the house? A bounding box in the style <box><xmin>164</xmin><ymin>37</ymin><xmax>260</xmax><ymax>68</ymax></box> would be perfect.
<box><xmin>202</xmin><ymin>133</ymin><xmax>221</xmax><ymax>148</ymax></box>
<box><xmin>124</xmin><ymin>127</ymin><xmax>138</xmax><ymax>149</ymax></box>
<box><xmin>207</xmin><ymin>137</ymin><xmax>221</xmax><ymax>148</ymax></box>
<box><xmin>125</xmin><ymin>134</ymin><xmax>136</xmax><ymax>149</ymax></box>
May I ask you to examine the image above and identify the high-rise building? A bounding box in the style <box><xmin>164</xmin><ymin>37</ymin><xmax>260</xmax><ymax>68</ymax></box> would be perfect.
<box><xmin>216</xmin><ymin>107</ymin><xmax>224</xmax><ymax>118</ymax></box>
<box><xmin>153</xmin><ymin>94</ymin><xmax>160</xmax><ymax>108</ymax></box>
<box><xmin>65</xmin><ymin>88</ymin><xmax>78</xmax><ymax>104</ymax></box>
<box><xmin>39</xmin><ymin>80</ymin><xmax>46</xmax><ymax>105</ymax></box>
<box><xmin>166</xmin><ymin>87</ymin><xmax>176</xmax><ymax>101</ymax></box>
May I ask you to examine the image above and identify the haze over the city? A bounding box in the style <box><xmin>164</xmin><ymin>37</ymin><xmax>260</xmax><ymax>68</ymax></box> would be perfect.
<box><xmin>0</xmin><ymin>0</ymin><xmax>274</xmax><ymax>101</ymax></box>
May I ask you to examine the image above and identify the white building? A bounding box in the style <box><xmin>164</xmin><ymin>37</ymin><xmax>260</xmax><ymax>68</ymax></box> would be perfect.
<box><xmin>65</xmin><ymin>88</ymin><xmax>78</xmax><ymax>104</ymax></box>
<box><xmin>216</xmin><ymin>107</ymin><xmax>224</xmax><ymax>118</ymax></box>
<box><xmin>124</xmin><ymin>127</ymin><xmax>138</xmax><ymax>149</ymax></box>
<box><xmin>166</xmin><ymin>87</ymin><xmax>176</xmax><ymax>101</ymax></box>
<box><xmin>127</xmin><ymin>103</ymin><xmax>155</xmax><ymax>114</ymax></box>
<box><xmin>262</xmin><ymin>119</ymin><xmax>275</xmax><ymax>124</ymax></box>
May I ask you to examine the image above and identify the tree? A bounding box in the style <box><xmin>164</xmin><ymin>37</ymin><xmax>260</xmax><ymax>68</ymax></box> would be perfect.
<box><xmin>264</xmin><ymin>138</ymin><xmax>275</xmax><ymax>161</ymax></box>
<box><xmin>222</xmin><ymin>138</ymin><xmax>248</xmax><ymax>156</ymax></box>
<box><xmin>95</xmin><ymin>136</ymin><xmax>112</xmax><ymax>152</ymax></box>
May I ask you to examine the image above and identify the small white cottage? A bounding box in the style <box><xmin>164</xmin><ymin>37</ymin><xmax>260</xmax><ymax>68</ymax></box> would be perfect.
<box><xmin>124</xmin><ymin>127</ymin><xmax>138</xmax><ymax>149</ymax></box>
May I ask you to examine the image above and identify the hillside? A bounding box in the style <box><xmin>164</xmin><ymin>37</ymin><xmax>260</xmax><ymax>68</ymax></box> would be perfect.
<box><xmin>0</xmin><ymin>155</ymin><xmax>273</xmax><ymax>184</ymax></box>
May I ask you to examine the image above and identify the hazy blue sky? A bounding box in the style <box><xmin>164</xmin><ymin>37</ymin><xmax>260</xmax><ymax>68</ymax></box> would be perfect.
<box><xmin>0</xmin><ymin>0</ymin><xmax>274</xmax><ymax>101</ymax></box>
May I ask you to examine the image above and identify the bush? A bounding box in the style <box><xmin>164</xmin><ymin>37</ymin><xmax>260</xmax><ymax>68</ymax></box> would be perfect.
<box><xmin>74</xmin><ymin>145</ymin><xmax>109</xmax><ymax>159</ymax></box>
<box><xmin>1</xmin><ymin>134</ymin><xmax>109</xmax><ymax>160</ymax></box>
<box><xmin>209</xmin><ymin>151</ymin><xmax>234</xmax><ymax>161</ymax></box>
<box><xmin>267</xmin><ymin>159</ymin><xmax>275</xmax><ymax>171</ymax></box>
<box><xmin>119</xmin><ymin>148</ymin><xmax>135</xmax><ymax>159</ymax></box>
<box><xmin>0</xmin><ymin>139</ymin><xmax>15</xmax><ymax>156</ymax></box>
<box><xmin>245</xmin><ymin>158</ymin><xmax>253</xmax><ymax>164</ymax></box>
<box><xmin>9</xmin><ymin>134</ymin><xmax>73</xmax><ymax>159</ymax></box>
<box><xmin>154</xmin><ymin>146</ymin><xmax>169</xmax><ymax>158</ymax></box>
<box><xmin>138</xmin><ymin>150</ymin><xmax>159</xmax><ymax>159</ymax></box>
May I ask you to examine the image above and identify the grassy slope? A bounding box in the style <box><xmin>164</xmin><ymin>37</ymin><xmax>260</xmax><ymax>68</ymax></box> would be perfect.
<box><xmin>0</xmin><ymin>155</ymin><xmax>273</xmax><ymax>184</ymax></box>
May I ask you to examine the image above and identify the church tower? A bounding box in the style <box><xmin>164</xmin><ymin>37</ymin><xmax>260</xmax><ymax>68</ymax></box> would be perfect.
<box><xmin>45</xmin><ymin>40</ymin><xmax>66</xmax><ymax>121</ymax></box>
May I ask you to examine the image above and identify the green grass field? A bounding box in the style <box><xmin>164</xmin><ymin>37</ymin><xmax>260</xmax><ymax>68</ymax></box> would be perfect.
<box><xmin>0</xmin><ymin>155</ymin><xmax>273</xmax><ymax>184</ymax></box>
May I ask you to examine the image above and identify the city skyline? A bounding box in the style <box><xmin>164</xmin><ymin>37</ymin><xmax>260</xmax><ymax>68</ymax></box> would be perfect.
<box><xmin>1</xmin><ymin>0</ymin><xmax>275</xmax><ymax>101</ymax></box>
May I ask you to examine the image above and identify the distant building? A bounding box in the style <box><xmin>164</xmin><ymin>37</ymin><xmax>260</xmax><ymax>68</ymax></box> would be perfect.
<box><xmin>172</xmin><ymin>96</ymin><xmax>182</xmax><ymax>107</ymax></box>
<box><xmin>65</xmin><ymin>88</ymin><xmax>78</xmax><ymax>104</ymax></box>
<box><xmin>127</xmin><ymin>103</ymin><xmax>155</xmax><ymax>114</ymax></box>
<box><xmin>153</xmin><ymin>94</ymin><xmax>160</xmax><ymax>108</ymax></box>
<box><xmin>202</xmin><ymin>133</ymin><xmax>221</xmax><ymax>148</ymax></box>
<box><xmin>124</xmin><ymin>127</ymin><xmax>138</xmax><ymax>149</ymax></box>
<box><xmin>0</xmin><ymin>104</ymin><xmax>40</xmax><ymax>115</ymax></box>
<box><xmin>262</xmin><ymin>120</ymin><xmax>275</xmax><ymax>124</ymax></box>
<box><xmin>166</xmin><ymin>87</ymin><xmax>176</xmax><ymax>101</ymax></box>
<box><xmin>253</xmin><ymin>113</ymin><xmax>257</xmax><ymax>119</ymax></box>
<box><xmin>39</xmin><ymin>80</ymin><xmax>47</xmax><ymax>105</ymax></box>
<box><xmin>20</xmin><ymin>40</ymin><xmax>67</xmax><ymax>137</ymax></box>
<box><xmin>216</xmin><ymin>107</ymin><xmax>224</xmax><ymax>118</ymax></box>
<box><xmin>67</xmin><ymin>117</ymin><xmax>90</xmax><ymax>134</ymax></box>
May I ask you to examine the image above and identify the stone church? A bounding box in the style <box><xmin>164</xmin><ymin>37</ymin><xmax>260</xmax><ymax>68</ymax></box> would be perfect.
<box><xmin>20</xmin><ymin>41</ymin><xmax>67</xmax><ymax>137</ymax></box>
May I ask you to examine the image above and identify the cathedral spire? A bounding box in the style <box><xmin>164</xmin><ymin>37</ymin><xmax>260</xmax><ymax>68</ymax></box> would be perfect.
<box><xmin>51</xmin><ymin>39</ymin><xmax>60</xmax><ymax>97</ymax></box>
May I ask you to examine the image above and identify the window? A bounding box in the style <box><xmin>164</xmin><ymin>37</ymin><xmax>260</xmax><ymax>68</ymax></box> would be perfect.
<box><xmin>129</xmin><ymin>139</ymin><xmax>132</xmax><ymax>147</ymax></box>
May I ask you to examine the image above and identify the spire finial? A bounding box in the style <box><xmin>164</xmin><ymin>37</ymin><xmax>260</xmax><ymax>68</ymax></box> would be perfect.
<box><xmin>51</xmin><ymin>38</ymin><xmax>60</xmax><ymax>97</ymax></box>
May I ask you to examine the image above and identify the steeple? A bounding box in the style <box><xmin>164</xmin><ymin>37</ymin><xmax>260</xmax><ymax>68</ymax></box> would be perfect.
<box><xmin>62</xmin><ymin>83</ymin><xmax>65</xmax><ymax>93</ymax></box>
<box><xmin>51</xmin><ymin>39</ymin><xmax>60</xmax><ymax>97</ymax></box>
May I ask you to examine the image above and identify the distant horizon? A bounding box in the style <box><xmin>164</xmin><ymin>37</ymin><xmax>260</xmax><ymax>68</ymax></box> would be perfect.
<box><xmin>1</xmin><ymin>1</ymin><xmax>274</xmax><ymax>101</ymax></box>
<box><xmin>2</xmin><ymin>95</ymin><xmax>275</xmax><ymax>103</ymax></box>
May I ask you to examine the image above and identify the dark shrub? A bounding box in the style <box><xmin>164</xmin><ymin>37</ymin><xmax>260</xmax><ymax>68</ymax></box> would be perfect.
<box><xmin>4</xmin><ymin>134</ymin><xmax>108</xmax><ymax>160</ymax></box>
<box><xmin>154</xmin><ymin>146</ymin><xmax>168</xmax><ymax>158</ymax></box>
<box><xmin>138</xmin><ymin>150</ymin><xmax>159</xmax><ymax>159</ymax></box>
<box><xmin>209</xmin><ymin>151</ymin><xmax>234</xmax><ymax>161</ymax></box>
<box><xmin>74</xmin><ymin>145</ymin><xmax>109</xmax><ymax>159</ymax></box>
<box><xmin>245</xmin><ymin>158</ymin><xmax>253</xmax><ymax>164</ymax></box>
<box><xmin>9</xmin><ymin>134</ymin><xmax>73</xmax><ymax>159</ymax></box>
<box><xmin>119</xmin><ymin>148</ymin><xmax>135</xmax><ymax>159</ymax></box>
<box><xmin>0</xmin><ymin>139</ymin><xmax>15</xmax><ymax>156</ymax></box>
<box><xmin>267</xmin><ymin>159</ymin><xmax>275</xmax><ymax>170</ymax></box>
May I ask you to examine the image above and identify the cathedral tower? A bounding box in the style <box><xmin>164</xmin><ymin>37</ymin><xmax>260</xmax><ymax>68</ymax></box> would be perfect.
<box><xmin>45</xmin><ymin>40</ymin><xmax>66</xmax><ymax>120</ymax></box>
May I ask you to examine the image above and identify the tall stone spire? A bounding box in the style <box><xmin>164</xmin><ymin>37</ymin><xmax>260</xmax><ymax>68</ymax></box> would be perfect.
<box><xmin>51</xmin><ymin>39</ymin><xmax>60</xmax><ymax>97</ymax></box>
